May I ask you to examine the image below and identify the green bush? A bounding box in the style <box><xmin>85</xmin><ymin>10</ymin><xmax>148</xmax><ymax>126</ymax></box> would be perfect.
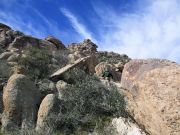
<box><xmin>56</xmin><ymin>68</ymin><xmax>127</xmax><ymax>134</ymax></box>
<box><xmin>0</xmin><ymin>60</ymin><xmax>11</xmax><ymax>90</ymax></box>
<box><xmin>98</xmin><ymin>51</ymin><xmax>131</xmax><ymax>65</ymax></box>
<box><xmin>18</xmin><ymin>46</ymin><xmax>52</xmax><ymax>81</ymax></box>
<box><xmin>0</xmin><ymin>60</ymin><xmax>11</xmax><ymax>79</ymax></box>
<box><xmin>0</xmin><ymin>47</ymin><xmax>3</xmax><ymax>54</ymax></box>
<box><xmin>52</xmin><ymin>50</ymin><xmax>69</xmax><ymax>68</ymax></box>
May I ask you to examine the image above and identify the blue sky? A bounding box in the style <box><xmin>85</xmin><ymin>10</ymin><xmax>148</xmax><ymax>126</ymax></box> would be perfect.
<box><xmin>0</xmin><ymin>0</ymin><xmax>180</xmax><ymax>63</ymax></box>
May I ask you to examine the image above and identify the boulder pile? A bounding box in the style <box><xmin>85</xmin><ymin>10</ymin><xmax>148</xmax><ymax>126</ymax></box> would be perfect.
<box><xmin>0</xmin><ymin>23</ymin><xmax>179</xmax><ymax>135</ymax></box>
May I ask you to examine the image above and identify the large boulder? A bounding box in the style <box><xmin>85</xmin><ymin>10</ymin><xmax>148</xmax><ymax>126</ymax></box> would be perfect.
<box><xmin>2</xmin><ymin>74</ymin><xmax>40</xmax><ymax>131</ymax></box>
<box><xmin>8</xmin><ymin>36</ymin><xmax>57</xmax><ymax>51</ymax></box>
<box><xmin>36</xmin><ymin>94</ymin><xmax>59</xmax><ymax>133</ymax></box>
<box><xmin>85</xmin><ymin>54</ymin><xmax>98</xmax><ymax>74</ymax></box>
<box><xmin>45</xmin><ymin>36</ymin><xmax>66</xmax><ymax>50</ymax></box>
<box><xmin>115</xmin><ymin>62</ymin><xmax>124</xmax><ymax>72</ymax></box>
<box><xmin>121</xmin><ymin>59</ymin><xmax>180</xmax><ymax>135</ymax></box>
<box><xmin>111</xmin><ymin>117</ymin><xmax>146</xmax><ymax>135</ymax></box>
<box><xmin>95</xmin><ymin>62</ymin><xmax>121</xmax><ymax>82</ymax></box>
<box><xmin>8</xmin><ymin>36</ymin><xmax>39</xmax><ymax>50</ymax></box>
<box><xmin>50</xmin><ymin>55</ymin><xmax>98</xmax><ymax>81</ymax></box>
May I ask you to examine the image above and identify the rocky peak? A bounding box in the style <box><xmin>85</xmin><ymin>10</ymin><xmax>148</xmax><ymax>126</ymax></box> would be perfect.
<box><xmin>68</xmin><ymin>39</ymin><xmax>98</xmax><ymax>54</ymax></box>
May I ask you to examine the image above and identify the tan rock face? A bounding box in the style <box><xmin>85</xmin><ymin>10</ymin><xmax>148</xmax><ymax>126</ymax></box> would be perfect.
<box><xmin>121</xmin><ymin>59</ymin><xmax>180</xmax><ymax>135</ymax></box>
<box><xmin>95</xmin><ymin>62</ymin><xmax>121</xmax><ymax>82</ymax></box>
<box><xmin>36</xmin><ymin>94</ymin><xmax>59</xmax><ymax>133</ymax></box>
<box><xmin>2</xmin><ymin>74</ymin><xmax>40</xmax><ymax>131</ymax></box>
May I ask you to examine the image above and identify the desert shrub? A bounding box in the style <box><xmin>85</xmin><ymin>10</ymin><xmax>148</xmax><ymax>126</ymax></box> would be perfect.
<box><xmin>37</xmin><ymin>79</ymin><xmax>56</xmax><ymax>98</ymax></box>
<box><xmin>0</xmin><ymin>60</ymin><xmax>11</xmax><ymax>79</ymax></box>
<box><xmin>48</xmin><ymin>50</ymin><xmax>70</xmax><ymax>74</ymax></box>
<box><xmin>98</xmin><ymin>51</ymin><xmax>131</xmax><ymax>65</ymax></box>
<box><xmin>52</xmin><ymin>50</ymin><xmax>70</xmax><ymax>68</ymax></box>
<box><xmin>18</xmin><ymin>46</ymin><xmax>52</xmax><ymax>81</ymax></box>
<box><xmin>0</xmin><ymin>47</ymin><xmax>3</xmax><ymax>54</ymax></box>
<box><xmin>0</xmin><ymin>60</ymin><xmax>11</xmax><ymax>90</ymax></box>
<box><xmin>56</xmin><ymin>68</ymin><xmax>127</xmax><ymax>134</ymax></box>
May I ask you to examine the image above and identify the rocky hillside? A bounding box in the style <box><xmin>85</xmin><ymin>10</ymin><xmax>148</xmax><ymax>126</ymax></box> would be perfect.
<box><xmin>0</xmin><ymin>23</ymin><xmax>179</xmax><ymax>135</ymax></box>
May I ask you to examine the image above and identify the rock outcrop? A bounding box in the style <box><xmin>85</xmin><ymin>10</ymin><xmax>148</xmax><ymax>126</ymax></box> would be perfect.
<box><xmin>0</xmin><ymin>23</ymin><xmax>64</xmax><ymax>52</ymax></box>
<box><xmin>121</xmin><ymin>59</ymin><xmax>180</xmax><ymax>135</ymax></box>
<box><xmin>50</xmin><ymin>55</ymin><xmax>98</xmax><ymax>81</ymax></box>
<box><xmin>112</xmin><ymin>117</ymin><xmax>146</xmax><ymax>135</ymax></box>
<box><xmin>45</xmin><ymin>36</ymin><xmax>66</xmax><ymax>50</ymax></box>
<box><xmin>68</xmin><ymin>39</ymin><xmax>97</xmax><ymax>54</ymax></box>
<box><xmin>8</xmin><ymin>36</ymin><xmax>57</xmax><ymax>51</ymax></box>
<box><xmin>2</xmin><ymin>74</ymin><xmax>40</xmax><ymax>131</ymax></box>
<box><xmin>0</xmin><ymin>24</ymin><xmax>24</xmax><ymax>50</ymax></box>
<box><xmin>36</xmin><ymin>94</ymin><xmax>59</xmax><ymax>133</ymax></box>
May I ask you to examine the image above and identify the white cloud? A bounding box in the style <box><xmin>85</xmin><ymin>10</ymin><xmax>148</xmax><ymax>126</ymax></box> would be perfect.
<box><xmin>60</xmin><ymin>8</ymin><xmax>97</xmax><ymax>43</ymax></box>
<box><xmin>93</xmin><ymin>0</ymin><xmax>180</xmax><ymax>63</ymax></box>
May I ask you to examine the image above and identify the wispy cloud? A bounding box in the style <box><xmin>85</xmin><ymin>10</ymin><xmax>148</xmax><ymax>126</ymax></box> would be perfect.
<box><xmin>0</xmin><ymin>10</ymin><xmax>45</xmax><ymax>37</ymax></box>
<box><xmin>0</xmin><ymin>1</ymin><xmax>65</xmax><ymax>41</ymax></box>
<box><xmin>93</xmin><ymin>0</ymin><xmax>180</xmax><ymax>63</ymax></box>
<box><xmin>60</xmin><ymin>8</ymin><xmax>97</xmax><ymax>43</ymax></box>
<box><xmin>1</xmin><ymin>0</ymin><xmax>179</xmax><ymax>63</ymax></box>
